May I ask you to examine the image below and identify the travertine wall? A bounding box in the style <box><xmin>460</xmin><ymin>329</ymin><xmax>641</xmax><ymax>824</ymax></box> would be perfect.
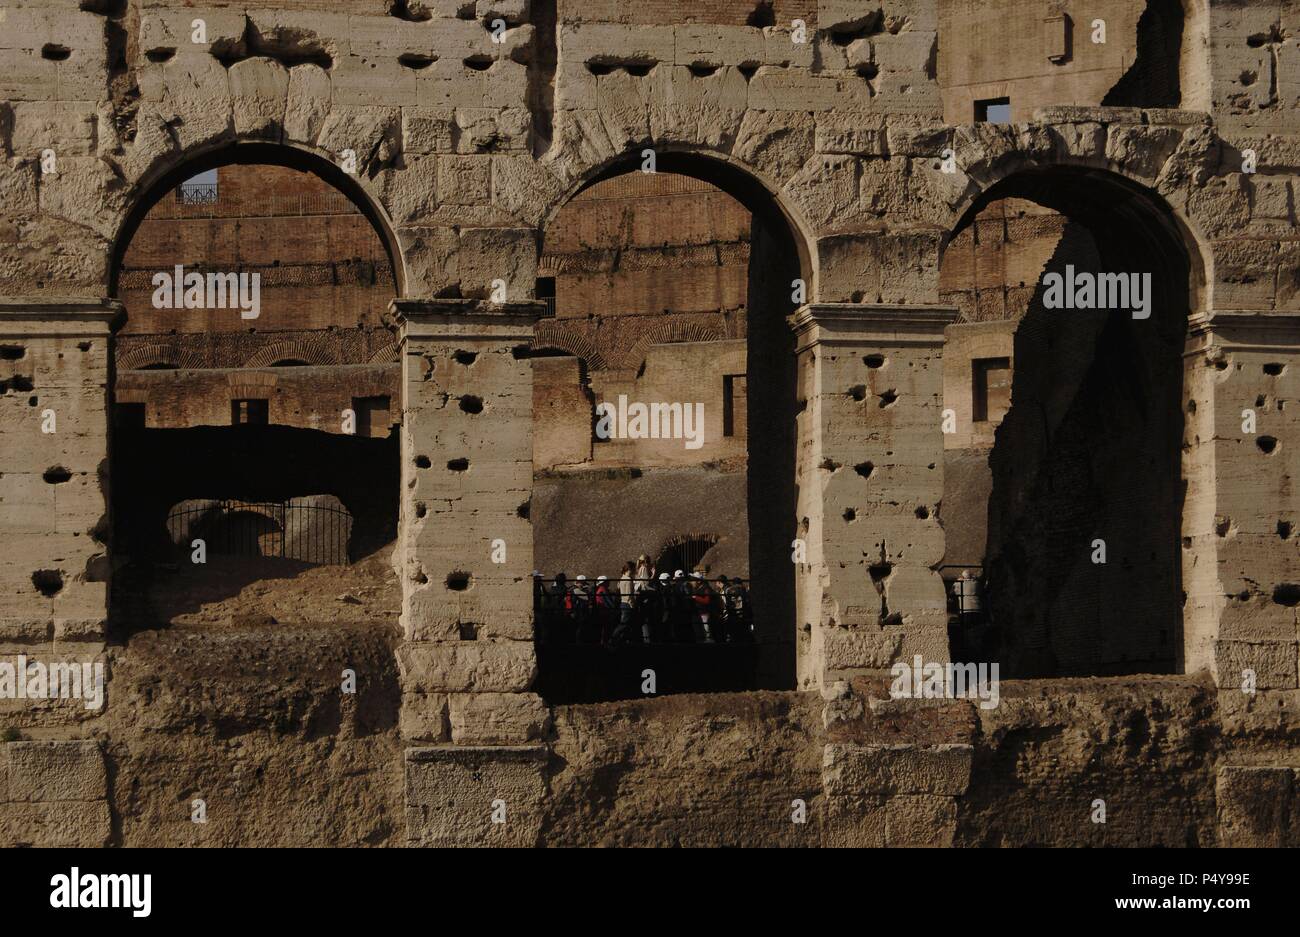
<box><xmin>0</xmin><ymin>0</ymin><xmax>1296</xmax><ymax>846</ymax></box>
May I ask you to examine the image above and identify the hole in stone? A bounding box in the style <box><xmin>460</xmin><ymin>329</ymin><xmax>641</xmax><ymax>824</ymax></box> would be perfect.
<box><xmin>28</xmin><ymin>397</ymin><xmax>37</xmax><ymax>407</ymax></box>
<box><xmin>1181</xmin><ymin>536</ymin><xmax>1192</xmax><ymax>549</ymax></box>
<box><xmin>446</xmin><ymin>571</ymin><xmax>471</xmax><ymax>591</ymax></box>
<box><xmin>463</xmin><ymin>55</ymin><xmax>493</xmax><ymax>70</ymax></box>
<box><xmin>864</xmin><ymin>353</ymin><xmax>885</xmax><ymax>369</ymax></box>
<box><xmin>42</xmin><ymin>44</ymin><xmax>71</xmax><ymax>61</ymax></box>
<box><xmin>43</xmin><ymin>466</ymin><xmax>72</xmax><ymax>484</ymax></box>
<box><xmin>399</xmin><ymin>52</ymin><xmax>437</xmax><ymax>70</ymax></box>
<box><xmin>878</xmin><ymin>389</ymin><xmax>898</xmax><ymax>407</ymax></box>
<box><xmin>458</xmin><ymin>620</ymin><xmax>478</xmax><ymax>639</ymax></box>
<box><xmin>145</xmin><ymin>48</ymin><xmax>175</xmax><ymax>63</ymax></box>
<box><xmin>688</xmin><ymin>63</ymin><xmax>719</xmax><ymax>77</ymax></box>
<box><xmin>855</xmin><ymin>461</ymin><xmax>874</xmax><ymax>480</ymax></box>
<box><xmin>819</xmin><ymin>457</ymin><xmax>841</xmax><ymax>472</ymax></box>
<box><xmin>415</xmin><ymin>501</ymin><xmax>427</xmax><ymax>519</ymax></box>
<box><xmin>454</xmin><ymin>350</ymin><xmax>478</xmax><ymax>365</ymax></box>
<box><xmin>31</xmin><ymin>570</ymin><xmax>63</xmax><ymax>597</ymax></box>
<box><xmin>1212</xmin><ymin>358</ymin><xmax>1228</xmax><ymax>371</ymax></box>
<box><xmin>511</xmin><ymin>344</ymin><xmax>531</xmax><ymax>359</ymax></box>
<box><xmin>447</xmin><ymin>457</ymin><xmax>469</xmax><ymax>471</ymax></box>
<box><xmin>1264</xmin><ymin>362</ymin><xmax>1285</xmax><ymax>376</ymax></box>
<box><xmin>625</xmin><ymin>62</ymin><xmax>653</xmax><ymax>77</ymax></box>
<box><xmin>1186</xmin><ymin>398</ymin><xmax>1197</xmax><ymax>413</ymax></box>
<box><xmin>843</xmin><ymin>508</ymin><xmax>856</xmax><ymax>522</ymax></box>
<box><xmin>848</xmin><ymin>384</ymin><xmax>867</xmax><ymax>401</ymax></box>
<box><xmin>747</xmin><ymin>1</ymin><xmax>775</xmax><ymax>27</ymax></box>
<box><xmin>517</xmin><ymin>500</ymin><xmax>531</xmax><ymax>519</ymax></box>
<box><xmin>915</xmin><ymin>505</ymin><xmax>930</xmax><ymax>519</ymax></box>
<box><xmin>389</xmin><ymin>0</ymin><xmax>434</xmax><ymax>21</ymax></box>
<box><xmin>1278</xmin><ymin>520</ymin><xmax>1293</xmax><ymax>540</ymax></box>
<box><xmin>77</xmin><ymin>341</ymin><xmax>92</xmax><ymax>352</ymax></box>
<box><xmin>1273</xmin><ymin>584</ymin><xmax>1300</xmax><ymax>607</ymax></box>
<box><xmin>1258</xmin><ymin>435</ymin><xmax>1278</xmax><ymax>454</ymax></box>
<box><xmin>738</xmin><ymin>63</ymin><xmax>759</xmax><ymax>80</ymax></box>
<box><xmin>1215</xmin><ymin>518</ymin><xmax>1232</xmax><ymax>537</ymax></box>
<box><xmin>0</xmin><ymin>376</ymin><xmax>34</xmax><ymax>393</ymax></box>
<box><xmin>868</xmin><ymin>560</ymin><xmax>893</xmax><ymax>582</ymax></box>
<box><xmin>413</xmin><ymin>567</ymin><xmax>428</xmax><ymax>585</ymax></box>
<box><xmin>856</xmin><ymin>63</ymin><xmax>879</xmax><ymax>82</ymax></box>
<box><xmin>459</xmin><ymin>395</ymin><xmax>484</xmax><ymax>414</ymax></box>
<box><xmin>414</xmin><ymin>455</ymin><xmax>431</xmax><ymax>469</ymax></box>
<box><xmin>0</xmin><ymin>345</ymin><xmax>25</xmax><ymax>360</ymax></box>
<box><xmin>587</xmin><ymin>61</ymin><xmax>615</xmax><ymax>76</ymax></box>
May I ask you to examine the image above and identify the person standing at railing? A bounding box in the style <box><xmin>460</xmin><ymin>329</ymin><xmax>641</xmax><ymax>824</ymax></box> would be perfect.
<box><xmin>690</xmin><ymin>572</ymin><xmax>717</xmax><ymax>643</ymax></box>
<box><xmin>610</xmin><ymin>561</ymin><xmax>637</xmax><ymax>645</ymax></box>
<box><xmin>541</xmin><ymin>572</ymin><xmax>569</xmax><ymax>644</ymax></box>
<box><xmin>571</xmin><ymin>575</ymin><xmax>593</xmax><ymax>643</ymax></box>
<box><xmin>594</xmin><ymin>575</ymin><xmax>617</xmax><ymax>645</ymax></box>
<box><xmin>723</xmin><ymin>577</ymin><xmax>752</xmax><ymax>643</ymax></box>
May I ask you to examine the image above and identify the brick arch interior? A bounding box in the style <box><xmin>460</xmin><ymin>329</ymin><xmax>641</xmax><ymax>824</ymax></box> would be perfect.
<box><xmin>535</xmin><ymin>153</ymin><xmax>809</xmax><ymax>691</ymax></box>
<box><xmin>109</xmin><ymin>142</ymin><xmax>405</xmax><ymax>302</ymax></box>
<box><xmin>943</xmin><ymin>166</ymin><xmax>1201</xmax><ymax>678</ymax></box>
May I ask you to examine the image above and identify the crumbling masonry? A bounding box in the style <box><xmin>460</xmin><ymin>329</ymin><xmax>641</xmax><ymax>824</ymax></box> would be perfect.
<box><xmin>1</xmin><ymin>0</ymin><xmax>1299</xmax><ymax>846</ymax></box>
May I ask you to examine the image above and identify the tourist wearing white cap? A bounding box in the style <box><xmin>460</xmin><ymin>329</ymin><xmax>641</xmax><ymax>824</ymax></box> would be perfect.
<box><xmin>571</xmin><ymin>574</ymin><xmax>593</xmax><ymax>643</ymax></box>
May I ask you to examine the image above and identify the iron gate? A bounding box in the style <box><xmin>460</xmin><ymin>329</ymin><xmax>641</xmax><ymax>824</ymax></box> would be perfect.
<box><xmin>164</xmin><ymin>499</ymin><xmax>351</xmax><ymax>565</ymax></box>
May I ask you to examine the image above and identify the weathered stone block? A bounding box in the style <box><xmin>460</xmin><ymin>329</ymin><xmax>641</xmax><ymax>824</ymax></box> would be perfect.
<box><xmin>405</xmin><ymin>744</ymin><xmax>547</xmax><ymax>847</ymax></box>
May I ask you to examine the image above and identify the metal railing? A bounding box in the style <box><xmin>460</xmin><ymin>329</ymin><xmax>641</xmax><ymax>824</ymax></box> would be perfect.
<box><xmin>178</xmin><ymin>183</ymin><xmax>219</xmax><ymax>204</ymax></box>
<box><xmin>163</xmin><ymin>499</ymin><xmax>352</xmax><ymax>565</ymax></box>
<box><xmin>532</xmin><ymin>576</ymin><xmax>754</xmax><ymax>646</ymax></box>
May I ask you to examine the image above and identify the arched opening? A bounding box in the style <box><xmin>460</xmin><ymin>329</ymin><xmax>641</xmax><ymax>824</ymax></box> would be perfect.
<box><xmin>939</xmin><ymin>166</ymin><xmax>1202</xmax><ymax>678</ymax></box>
<box><xmin>109</xmin><ymin>148</ymin><xmax>403</xmax><ymax>634</ymax></box>
<box><xmin>530</xmin><ymin>154</ymin><xmax>809</xmax><ymax>702</ymax></box>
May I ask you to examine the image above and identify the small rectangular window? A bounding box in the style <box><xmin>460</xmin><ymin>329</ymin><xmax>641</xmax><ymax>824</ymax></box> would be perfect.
<box><xmin>536</xmin><ymin>276</ymin><xmax>556</xmax><ymax>317</ymax></box>
<box><xmin>723</xmin><ymin>374</ymin><xmax>747</xmax><ymax>438</ymax></box>
<box><xmin>975</xmin><ymin>98</ymin><xmax>1012</xmax><ymax>124</ymax></box>
<box><xmin>352</xmin><ymin>395</ymin><xmax>391</xmax><ymax>438</ymax></box>
<box><xmin>231</xmin><ymin>398</ymin><xmax>268</xmax><ymax>426</ymax></box>
<box><xmin>972</xmin><ymin>358</ymin><xmax>1012</xmax><ymax>423</ymax></box>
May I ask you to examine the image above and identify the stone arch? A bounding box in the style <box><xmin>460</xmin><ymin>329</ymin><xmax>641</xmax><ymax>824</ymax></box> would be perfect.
<box><xmin>530</xmin><ymin>325</ymin><xmax>609</xmax><ymax>372</ymax></box>
<box><xmin>534</xmin><ymin>144</ymin><xmax>805</xmax><ymax>692</ymax></box>
<box><xmin>939</xmin><ymin>160</ymin><xmax>1205</xmax><ymax>679</ymax></box>
<box><xmin>119</xmin><ymin>343</ymin><xmax>184</xmax><ymax>371</ymax></box>
<box><xmin>367</xmin><ymin>341</ymin><xmax>400</xmax><ymax>364</ymax></box>
<box><xmin>538</xmin><ymin>147</ymin><xmax>818</xmax><ymax>295</ymax></box>
<box><xmin>626</xmin><ymin>320</ymin><xmax>726</xmax><ymax>373</ymax></box>
<box><xmin>108</xmin><ymin>140</ymin><xmax>407</xmax><ymax>300</ymax></box>
<box><xmin>942</xmin><ymin>142</ymin><xmax>1211</xmax><ymax>308</ymax></box>
<box><xmin>245</xmin><ymin>339</ymin><xmax>340</xmax><ymax>369</ymax></box>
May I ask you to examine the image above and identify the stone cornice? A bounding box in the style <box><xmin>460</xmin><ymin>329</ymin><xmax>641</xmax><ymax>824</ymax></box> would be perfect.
<box><xmin>0</xmin><ymin>296</ymin><xmax>125</xmax><ymax>332</ymax></box>
<box><xmin>1186</xmin><ymin>310</ymin><xmax>1300</xmax><ymax>354</ymax></box>
<box><xmin>390</xmin><ymin>299</ymin><xmax>545</xmax><ymax>342</ymax></box>
<box><xmin>788</xmin><ymin>303</ymin><xmax>959</xmax><ymax>353</ymax></box>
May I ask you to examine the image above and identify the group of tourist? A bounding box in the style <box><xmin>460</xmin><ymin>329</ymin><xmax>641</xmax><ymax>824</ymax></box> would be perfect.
<box><xmin>533</xmin><ymin>554</ymin><xmax>754</xmax><ymax>646</ymax></box>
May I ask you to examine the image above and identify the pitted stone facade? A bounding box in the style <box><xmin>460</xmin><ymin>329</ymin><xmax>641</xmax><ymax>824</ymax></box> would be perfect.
<box><xmin>0</xmin><ymin>0</ymin><xmax>1297</xmax><ymax>846</ymax></box>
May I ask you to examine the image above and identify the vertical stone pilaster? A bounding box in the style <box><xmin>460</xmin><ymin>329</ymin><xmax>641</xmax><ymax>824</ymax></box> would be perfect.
<box><xmin>0</xmin><ymin>298</ymin><xmax>121</xmax><ymax>650</ymax></box>
<box><xmin>392</xmin><ymin>299</ymin><xmax>549</xmax><ymax>844</ymax></box>
<box><xmin>790</xmin><ymin>304</ymin><xmax>957</xmax><ymax>691</ymax></box>
<box><xmin>1185</xmin><ymin>312</ymin><xmax>1300</xmax><ymax>688</ymax></box>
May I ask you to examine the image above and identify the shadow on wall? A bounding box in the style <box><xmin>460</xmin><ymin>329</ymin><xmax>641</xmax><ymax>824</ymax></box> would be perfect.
<box><xmin>979</xmin><ymin>205</ymin><xmax>1188</xmax><ymax>678</ymax></box>
<box><xmin>1102</xmin><ymin>0</ymin><xmax>1184</xmax><ymax>108</ymax></box>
